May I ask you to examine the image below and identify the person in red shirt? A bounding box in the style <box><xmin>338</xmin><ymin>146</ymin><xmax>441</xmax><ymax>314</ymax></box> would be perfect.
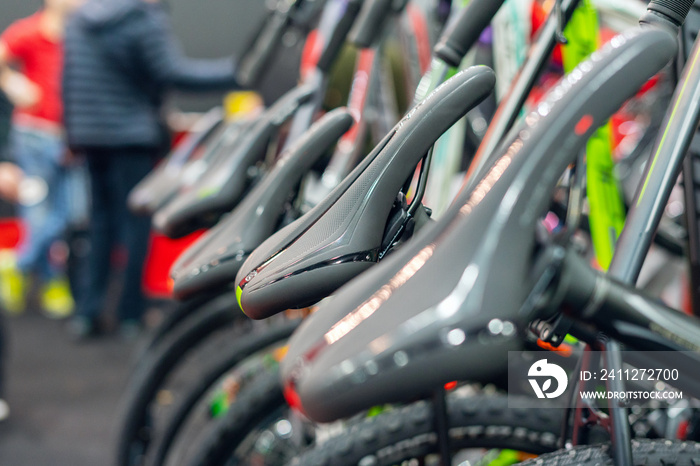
<box><xmin>0</xmin><ymin>0</ymin><xmax>84</xmax><ymax>318</ymax></box>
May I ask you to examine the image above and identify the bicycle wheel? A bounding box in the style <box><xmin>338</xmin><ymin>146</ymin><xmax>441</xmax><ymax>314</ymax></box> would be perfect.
<box><xmin>183</xmin><ymin>368</ymin><xmax>292</xmax><ymax>466</ymax></box>
<box><xmin>131</xmin><ymin>293</ymin><xmax>218</xmax><ymax>369</ymax></box>
<box><xmin>115</xmin><ymin>292</ymin><xmax>246</xmax><ymax>466</ymax></box>
<box><xmin>286</xmin><ymin>392</ymin><xmax>563</xmax><ymax>466</ymax></box>
<box><xmin>519</xmin><ymin>439</ymin><xmax>700</xmax><ymax>465</ymax></box>
<box><xmin>147</xmin><ymin>320</ymin><xmax>300</xmax><ymax>466</ymax></box>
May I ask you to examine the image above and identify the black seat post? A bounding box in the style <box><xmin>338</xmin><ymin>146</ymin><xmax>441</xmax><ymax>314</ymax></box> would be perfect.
<box><xmin>432</xmin><ymin>387</ymin><xmax>452</xmax><ymax>466</ymax></box>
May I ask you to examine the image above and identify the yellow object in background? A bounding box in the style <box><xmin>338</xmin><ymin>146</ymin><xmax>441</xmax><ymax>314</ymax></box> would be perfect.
<box><xmin>224</xmin><ymin>91</ymin><xmax>264</xmax><ymax>119</ymax></box>
<box><xmin>41</xmin><ymin>276</ymin><xmax>74</xmax><ymax>319</ymax></box>
<box><xmin>0</xmin><ymin>250</ymin><xmax>26</xmax><ymax>314</ymax></box>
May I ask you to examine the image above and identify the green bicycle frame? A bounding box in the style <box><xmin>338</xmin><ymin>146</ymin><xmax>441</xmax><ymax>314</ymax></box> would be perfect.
<box><xmin>563</xmin><ymin>0</ymin><xmax>626</xmax><ymax>270</ymax></box>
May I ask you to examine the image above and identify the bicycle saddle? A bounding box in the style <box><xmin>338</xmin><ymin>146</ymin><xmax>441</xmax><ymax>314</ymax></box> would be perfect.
<box><xmin>128</xmin><ymin>108</ymin><xmax>225</xmax><ymax>216</ymax></box>
<box><xmin>280</xmin><ymin>27</ymin><xmax>677</xmax><ymax>423</ymax></box>
<box><xmin>170</xmin><ymin>109</ymin><xmax>354</xmax><ymax>301</ymax></box>
<box><xmin>235</xmin><ymin>66</ymin><xmax>496</xmax><ymax>319</ymax></box>
<box><xmin>147</xmin><ymin>118</ymin><xmax>249</xmax><ymax>225</ymax></box>
<box><xmin>153</xmin><ymin>83</ymin><xmax>317</xmax><ymax>239</ymax></box>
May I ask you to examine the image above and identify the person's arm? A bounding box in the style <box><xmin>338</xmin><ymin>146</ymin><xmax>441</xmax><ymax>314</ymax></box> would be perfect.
<box><xmin>0</xmin><ymin>38</ymin><xmax>41</xmax><ymax>108</ymax></box>
<box><xmin>134</xmin><ymin>9</ymin><xmax>239</xmax><ymax>92</ymax></box>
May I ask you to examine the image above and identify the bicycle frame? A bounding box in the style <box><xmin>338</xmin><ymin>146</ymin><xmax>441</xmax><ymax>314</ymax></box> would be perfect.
<box><xmin>530</xmin><ymin>9</ymin><xmax>700</xmax><ymax>462</ymax></box>
<box><xmin>524</xmin><ymin>6</ymin><xmax>700</xmax><ymax>461</ymax></box>
<box><xmin>277</xmin><ymin>3</ymin><xmax>699</xmax><ymax>465</ymax></box>
<box><xmin>680</xmin><ymin>2</ymin><xmax>700</xmax><ymax>316</ymax></box>
<box><xmin>551</xmin><ymin>249</ymin><xmax>700</xmax><ymax>395</ymax></box>
<box><xmin>608</xmin><ymin>30</ymin><xmax>700</xmax><ymax>288</ymax></box>
<box><xmin>278</xmin><ymin>0</ymin><xmax>351</xmax><ymax>151</ymax></box>
<box><xmin>463</xmin><ymin>0</ymin><xmax>581</xmax><ymax>192</ymax></box>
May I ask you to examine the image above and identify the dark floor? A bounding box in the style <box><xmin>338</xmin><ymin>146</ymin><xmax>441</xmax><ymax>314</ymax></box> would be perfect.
<box><xmin>0</xmin><ymin>311</ymin><xmax>134</xmax><ymax>465</ymax></box>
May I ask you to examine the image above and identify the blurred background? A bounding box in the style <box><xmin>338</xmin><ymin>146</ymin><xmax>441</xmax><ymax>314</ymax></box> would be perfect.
<box><xmin>0</xmin><ymin>0</ymin><xmax>300</xmax><ymax>114</ymax></box>
<box><xmin>0</xmin><ymin>1</ymin><xmax>301</xmax><ymax>464</ymax></box>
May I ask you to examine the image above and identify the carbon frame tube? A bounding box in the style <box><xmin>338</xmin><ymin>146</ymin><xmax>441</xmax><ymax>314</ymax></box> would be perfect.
<box><xmin>280</xmin><ymin>0</ymin><xmax>350</xmax><ymax>151</ymax></box>
<box><xmin>321</xmin><ymin>2</ymin><xmax>419</xmax><ymax>190</ymax></box>
<box><xmin>682</xmin><ymin>134</ymin><xmax>700</xmax><ymax>314</ymax></box>
<box><xmin>461</xmin><ymin>0</ymin><xmax>581</xmax><ymax>193</ymax></box>
<box><xmin>596</xmin><ymin>9</ymin><xmax>699</xmax><ymax>462</ymax></box>
<box><xmin>284</xmin><ymin>71</ymin><xmax>330</xmax><ymax>149</ymax></box>
<box><xmin>680</xmin><ymin>4</ymin><xmax>700</xmax><ymax>316</ymax></box>
<box><xmin>608</xmin><ymin>34</ymin><xmax>700</xmax><ymax>284</ymax></box>
<box><xmin>320</xmin><ymin>48</ymin><xmax>378</xmax><ymax>189</ymax></box>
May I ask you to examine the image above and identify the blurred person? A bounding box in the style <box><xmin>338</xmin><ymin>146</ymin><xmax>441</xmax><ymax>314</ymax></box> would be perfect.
<box><xmin>0</xmin><ymin>0</ymin><xmax>84</xmax><ymax>318</ymax></box>
<box><xmin>0</xmin><ymin>92</ymin><xmax>11</xmax><ymax>159</ymax></box>
<box><xmin>63</xmin><ymin>0</ymin><xmax>240</xmax><ymax>339</ymax></box>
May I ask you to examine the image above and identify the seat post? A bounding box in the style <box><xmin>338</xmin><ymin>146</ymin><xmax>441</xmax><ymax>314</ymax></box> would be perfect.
<box><xmin>431</xmin><ymin>386</ymin><xmax>452</xmax><ymax>466</ymax></box>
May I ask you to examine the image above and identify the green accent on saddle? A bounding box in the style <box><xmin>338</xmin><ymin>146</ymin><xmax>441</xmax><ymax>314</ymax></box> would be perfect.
<box><xmin>563</xmin><ymin>0</ymin><xmax>625</xmax><ymax>271</ymax></box>
<box><xmin>487</xmin><ymin>449</ymin><xmax>521</xmax><ymax>465</ymax></box>
<box><xmin>236</xmin><ymin>285</ymin><xmax>246</xmax><ymax>315</ymax></box>
<box><xmin>197</xmin><ymin>185</ymin><xmax>220</xmax><ymax>199</ymax></box>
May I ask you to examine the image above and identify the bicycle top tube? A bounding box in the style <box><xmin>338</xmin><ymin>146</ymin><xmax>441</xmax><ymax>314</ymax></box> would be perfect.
<box><xmin>261</xmin><ymin>0</ymin><xmax>362</xmax><ymax>155</ymax></box>
<box><xmin>152</xmin><ymin>84</ymin><xmax>317</xmax><ymax>239</ymax></box>
<box><xmin>169</xmin><ymin>109</ymin><xmax>354</xmax><ymax>301</ymax></box>
<box><xmin>278</xmin><ymin>27</ymin><xmax>677</xmax><ymax>424</ymax></box>
<box><xmin>235</xmin><ymin>67</ymin><xmax>496</xmax><ymax>321</ymax></box>
<box><xmin>236</xmin><ymin>0</ymin><xmax>326</xmax><ymax>87</ymax></box>
<box><xmin>462</xmin><ymin>0</ymin><xmax>581</xmax><ymax>195</ymax></box>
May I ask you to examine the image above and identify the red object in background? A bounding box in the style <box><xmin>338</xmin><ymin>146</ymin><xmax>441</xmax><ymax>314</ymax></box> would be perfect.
<box><xmin>610</xmin><ymin>111</ymin><xmax>627</xmax><ymax>151</ymax></box>
<box><xmin>0</xmin><ymin>218</ymin><xmax>24</xmax><ymax>250</ymax></box>
<box><xmin>170</xmin><ymin>130</ymin><xmax>189</xmax><ymax>149</ymax></box>
<box><xmin>1</xmin><ymin>12</ymin><xmax>64</xmax><ymax>125</ymax></box>
<box><xmin>531</xmin><ymin>1</ymin><xmax>547</xmax><ymax>38</ymax></box>
<box><xmin>574</xmin><ymin>114</ymin><xmax>594</xmax><ymax>136</ymax></box>
<box><xmin>300</xmin><ymin>29</ymin><xmax>323</xmax><ymax>81</ymax></box>
<box><xmin>531</xmin><ymin>1</ymin><xmax>563</xmax><ymax>66</ymax></box>
<box><xmin>283</xmin><ymin>383</ymin><xmax>305</xmax><ymax>415</ymax></box>
<box><xmin>142</xmin><ymin>230</ymin><xmax>205</xmax><ymax>299</ymax></box>
<box><xmin>406</xmin><ymin>3</ymin><xmax>432</xmax><ymax>74</ymax></box>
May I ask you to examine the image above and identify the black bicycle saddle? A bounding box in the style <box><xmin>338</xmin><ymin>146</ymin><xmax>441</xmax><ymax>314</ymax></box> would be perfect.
<box><xmin>128</xmin><ymin>108</ymin><xmax>226</xmax><ymax>216</ymax></box>
<box><xmin>280</xmin><ymin>27</ymin><xmax>677</xmax><ymax>423</ymax></box>
<box><xmin>147</xmin><ymin>117</ymin><xmax>250</xmax><ymax>226</ymax></box>
<box><xmin>170</xmin><ymin>109</ymin><xmax>355</xmax><ymax>301</ymax></box>
<box><xmin>234</xmin><ymin>67</ymin><xmax>496</xmax><ymax>319</ymax></box>
<box><xmin>152</xmin><ymin>83</ymin><xmax>317</xmax><ymax>239</ymax></box>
